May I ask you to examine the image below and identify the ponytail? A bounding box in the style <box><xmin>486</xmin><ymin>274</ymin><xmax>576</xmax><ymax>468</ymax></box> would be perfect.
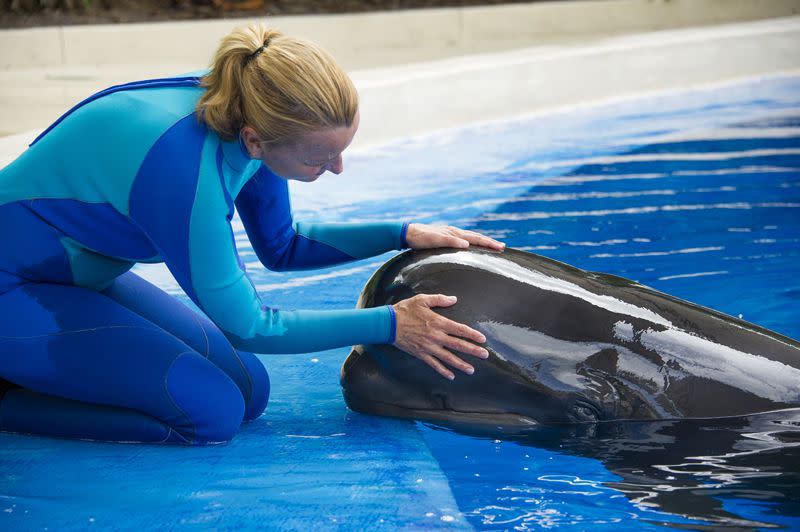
<box><xmin>196</xmin><ymin>23</ymin><xmax>358</xmax><ymax>144</ymax></box>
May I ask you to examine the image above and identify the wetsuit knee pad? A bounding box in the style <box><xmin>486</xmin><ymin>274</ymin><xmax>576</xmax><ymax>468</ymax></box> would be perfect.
<box><xmin>165</xmin><ymin>353</ymin><xmax>245</xmax><ymax>444</ymax></box>
<box><xmin>198</xmin><ymin>326</ymin><xmax>269</xmax><ymax>421</ymax></box>
<box><xmin>238</xmin><ymin>351</ymin><xmax>270</xmax><ymax>421</ymax></box>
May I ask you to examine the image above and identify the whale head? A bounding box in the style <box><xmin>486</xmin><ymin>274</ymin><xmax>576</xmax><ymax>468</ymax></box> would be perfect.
<box><xmin>341</xmin><ymin>247</ymin><xmax>800</xmax><ymax>427</ymax></box>
<box><xmin>340</xmin><ymin>248</ymin><xmax>669</xmax><ymax>428</ymax></box>
<box><xmin>341</xmin><ymin>341</ymin><xmax>639</xmax><ymax>428</ymax></box>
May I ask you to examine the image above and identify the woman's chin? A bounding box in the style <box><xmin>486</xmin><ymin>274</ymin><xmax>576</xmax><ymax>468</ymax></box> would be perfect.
<box><xmin>282</xmin><ymin>173</ymin><xmax>321</xmax><ymax>183</ymax></box>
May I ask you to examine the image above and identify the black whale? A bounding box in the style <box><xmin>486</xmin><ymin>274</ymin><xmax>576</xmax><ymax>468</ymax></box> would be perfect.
<box><xmin>340</xmin><ymin>248</ymin><xmax>800</xmax><ymax>426</ymax></box>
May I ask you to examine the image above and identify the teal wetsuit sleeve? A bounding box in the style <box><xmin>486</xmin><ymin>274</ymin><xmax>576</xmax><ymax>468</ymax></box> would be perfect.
<box><xmin>131</xmin><ymin>125</ymin><xmax>396</xmax><ymax>354</ymax></box>
<box><xmin>235</xmin><ymin>166</ymin><xmax>410</xmax><ymax>272</ymax></box>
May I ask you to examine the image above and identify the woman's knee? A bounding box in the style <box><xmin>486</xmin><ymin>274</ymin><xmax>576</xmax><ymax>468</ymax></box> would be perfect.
<box><xmin>165</xmin><ymin>353</ymin><xmax>245</xmax><ymax>444</ymax></box>
<box><xmin>237</xmin><ymin>351</ymin><xmax>270</xmax><ymax>421</ymax></box>
<box><xmin>199</xmin><ymin>325</ymin><xmax>269</xmax><ymax>422</ymax></box>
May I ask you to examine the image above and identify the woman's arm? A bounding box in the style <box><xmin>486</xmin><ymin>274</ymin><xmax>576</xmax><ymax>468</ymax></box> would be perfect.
<box><xmin>235</xmin><ymin>166</ymin><xmax>408</xmax><ymax>271</ymax></box>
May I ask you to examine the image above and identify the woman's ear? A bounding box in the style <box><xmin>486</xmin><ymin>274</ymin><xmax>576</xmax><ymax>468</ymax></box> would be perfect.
<box><xmin>240</xmin><ymin>126</ymin><xmax>263</xmax><ymax>159</ymax></box>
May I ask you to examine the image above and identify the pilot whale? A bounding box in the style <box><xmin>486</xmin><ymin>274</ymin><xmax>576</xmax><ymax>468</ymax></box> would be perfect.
<box><xmin>340</xmin><ymin>248</ymin><xmax>800</xmax><ymax>426</ymax></box>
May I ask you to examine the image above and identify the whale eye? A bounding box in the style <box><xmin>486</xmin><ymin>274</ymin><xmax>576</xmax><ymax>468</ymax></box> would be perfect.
<box><xmin>569</xmin><ymin>400</ymin><xmax>601</xmax><ymax>422</ymax></box>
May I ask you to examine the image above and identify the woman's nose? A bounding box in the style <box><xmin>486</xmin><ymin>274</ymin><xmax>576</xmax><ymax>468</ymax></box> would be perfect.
<box><xmin>327</xmin><ymin>154</ymin><xmax>344</xmax><ymax>175</ymax></box>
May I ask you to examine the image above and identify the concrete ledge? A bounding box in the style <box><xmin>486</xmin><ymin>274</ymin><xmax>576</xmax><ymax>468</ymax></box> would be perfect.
<box><xmin>1</xmin><ymin>26</ymin><xmax>63</xmax><ymax>68</ymax></box>
<box><xmin>461</xmin><ymin>0</ymin><xmax>800</xmax><ymax>45</ymax></box>
<box><xmin>2</xmin><ymin>0</ymin><xmax>800</xmax><ymax>70</ymax></box>
<box><xmin>352</xmin><ymin>16</ymin><xmax>800</xmax><ymax>149</ymax></box>
<box><xmin>2</xmin><ymin>16</ymin><xmax>799</xmax><ymax>160</ymax></box>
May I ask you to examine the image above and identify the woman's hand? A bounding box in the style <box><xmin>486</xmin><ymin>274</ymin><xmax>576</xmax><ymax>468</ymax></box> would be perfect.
<box><xmin>405</xmin><ymin>223</ymin><xmax>505</xmax><ymax>251</ymax></box>
<box><xmin>392</xmin><ymin>294</ymin><xmax>490</xmax><ymax>380</ymax></box>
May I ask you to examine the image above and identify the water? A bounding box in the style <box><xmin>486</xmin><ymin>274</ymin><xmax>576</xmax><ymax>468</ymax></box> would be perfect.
<box><xmin>1</xmin><ymin>74</ymin><xmax>799</xmax><ymax>530</ymax></box>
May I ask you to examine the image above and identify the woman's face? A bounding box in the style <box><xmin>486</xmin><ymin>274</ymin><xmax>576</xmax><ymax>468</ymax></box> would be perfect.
<box><xmin>242</xmin><ymin>112</ymin><xmax>360</xmax><ymax>182</ymax></box>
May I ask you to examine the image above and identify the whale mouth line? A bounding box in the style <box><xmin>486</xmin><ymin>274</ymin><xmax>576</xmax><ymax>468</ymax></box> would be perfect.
<box><xmin>346</xmin><ymin>395</ymin><xmax>539</xmax><ymax>427</ymax></box>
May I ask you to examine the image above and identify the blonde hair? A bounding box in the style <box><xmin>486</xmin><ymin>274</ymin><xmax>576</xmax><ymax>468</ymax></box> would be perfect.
<box><xmin>196</xmin><ymin>23</ymin><xmax>358</xmax><ymax>143</ymax></box>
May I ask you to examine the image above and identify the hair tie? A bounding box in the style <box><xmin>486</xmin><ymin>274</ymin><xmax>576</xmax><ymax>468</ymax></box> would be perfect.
<box><xmin>245</xmin><ymin>39</ymin><xmax>271</xmax><ymax>65</ymax></box>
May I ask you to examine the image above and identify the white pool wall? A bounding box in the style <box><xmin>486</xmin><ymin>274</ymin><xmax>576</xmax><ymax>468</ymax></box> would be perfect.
<box><xmin>2</xmin><ymin>0</ymin><xmax>799</xmax><ymax>70</ymax></box>
<box><xmin>351</xmin><ymin>16</ymin><xmax>800</xmax><ymax>151</ymax></box>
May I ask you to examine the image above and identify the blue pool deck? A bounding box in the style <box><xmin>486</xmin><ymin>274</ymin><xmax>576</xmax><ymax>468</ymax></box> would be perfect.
<box><xmin>1</xmin><ymin>73</ymin><xmax>799</xmax><ymax>529</ymax></box>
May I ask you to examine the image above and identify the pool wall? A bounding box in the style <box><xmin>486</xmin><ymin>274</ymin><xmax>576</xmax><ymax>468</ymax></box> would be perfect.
<box><xmin>1</xmin><ymin>0</ymin><xmax>799</xmax><ymax>136</ymax></box>
<box><xmin>1</xmin><ymin>15</ymin><xmax>799</xmax><ymax>164</ymax></box>
<box><xmin>2</xmin><ymin>0</ymin><xmax>799</xmax><ymax>70</ymax></box>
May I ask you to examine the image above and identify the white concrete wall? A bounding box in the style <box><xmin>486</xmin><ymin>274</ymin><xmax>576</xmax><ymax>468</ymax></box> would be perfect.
<box><xmin>2</xmin><ymin>14</ymin><xmax>799</xmax><ymax>163</ymax></box>
<box><xmin>351</xmin><ymin>17</ymin><xmax>800</xmax><ymax>150</ymax></box>
<box><xmin>1</xmin><ymin>0</ymin><xmax>799</xmax><ymax>70</ymax></box>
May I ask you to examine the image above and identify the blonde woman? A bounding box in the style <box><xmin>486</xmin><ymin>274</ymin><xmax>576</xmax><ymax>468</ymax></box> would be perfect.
<box><xmin>0</xmin><ymin>24</ymin><xmax>502</xmax><ymax>444</ymax></box>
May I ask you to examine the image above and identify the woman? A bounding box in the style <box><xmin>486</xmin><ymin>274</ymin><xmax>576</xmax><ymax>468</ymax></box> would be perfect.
<box><xmin>0</xmin><ymin>23</ymin><xmax>503</xmax><ymax>444</ymax></box>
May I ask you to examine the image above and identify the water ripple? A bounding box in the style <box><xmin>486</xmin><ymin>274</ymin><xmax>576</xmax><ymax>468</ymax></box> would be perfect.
<box><xmin>480</xmin><ymin>202</ymin><xmax>800</xmax><ymax>222</ymax></box>
<box><xmin>516</xmin><ymin>148</ymin><xmax>800</xmax><ymax>172</ymax></box>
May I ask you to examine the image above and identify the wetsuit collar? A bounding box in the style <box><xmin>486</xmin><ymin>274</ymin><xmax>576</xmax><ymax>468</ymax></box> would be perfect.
<box><xmin>221</xmin><ymin>136</ymin><xmax>255</xmax><ymax>174</ymax></box>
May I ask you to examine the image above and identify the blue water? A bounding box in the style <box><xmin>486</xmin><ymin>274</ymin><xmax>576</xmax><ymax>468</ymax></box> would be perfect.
<box><xmin>1</xmin><ymin>75</ymin><xmax>799</xmax><ymax>530</ymax></box>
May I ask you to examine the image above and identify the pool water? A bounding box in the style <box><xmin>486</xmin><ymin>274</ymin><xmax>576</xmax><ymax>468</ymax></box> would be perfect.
<box><xmin>1</xmin><ymin>75</ymin><xmax>799</xmax><ymax>530</ymax></box>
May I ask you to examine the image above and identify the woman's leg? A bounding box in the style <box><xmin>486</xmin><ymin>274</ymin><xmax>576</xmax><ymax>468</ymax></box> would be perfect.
<box><xmin>101</xmin><ymin>271</ymin><xmax>269</xmax><ymax>421</ymax></box>
<box><xmin>0</xmin><ymin>381</ymin><xmax>186</xmax><ymax>444</ymax></box>
<box><xmin>0</xmin><ymin>282</ymin><xmax>245</xmax><ymax>444</ymax></box>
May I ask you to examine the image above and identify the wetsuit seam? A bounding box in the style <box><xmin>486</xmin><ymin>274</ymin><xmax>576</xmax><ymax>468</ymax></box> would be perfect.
<box><xmin>162</xmin><ymin>351</ymin><xmax>200</xmax><ymax>444</ymax></box>
<box><xmin>159</xmin><ymin>427</ymin><xmax>175</xmax><ymax>444</ymax></box>
<box><xmin>231</xmin><ymin>347</ymin><xmax>254</xmax><ymax>411</ymax></box>
<box><xmin>292</xmin><ymin>232</ymin><xmax>356</xmax><ymax>260</ymax></box>
<box><xmin>0</xmin><ymin>324</ymin><xmax>162</xmax><ymax>340</ymax></box>
<box><xmin>0</xmin><ymin>271</ymin><xmax>23</xmax><ymax>297</ymax></box>
<box><xmin>186</xmin><ymin>310</ymin><xmax>211</xmax><ymax>357</ymax></box>
<box><xmin>61</xmin><ymin>234</ymin><xmax>142</xmax><ymax>264</ymax></box>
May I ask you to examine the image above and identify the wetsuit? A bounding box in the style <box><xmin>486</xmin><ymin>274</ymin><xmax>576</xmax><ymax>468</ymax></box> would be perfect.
<box><xmin>0</xmin><ymin>76</ymin><xmax>408</xmax><ymax>444</ymax></box>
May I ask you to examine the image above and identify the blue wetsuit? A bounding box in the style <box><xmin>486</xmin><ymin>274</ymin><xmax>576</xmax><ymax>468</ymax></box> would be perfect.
<box><xmin>0</xmin><ymin>76</ymin><xmax>408</xmax><ymax>444</ymax></box>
